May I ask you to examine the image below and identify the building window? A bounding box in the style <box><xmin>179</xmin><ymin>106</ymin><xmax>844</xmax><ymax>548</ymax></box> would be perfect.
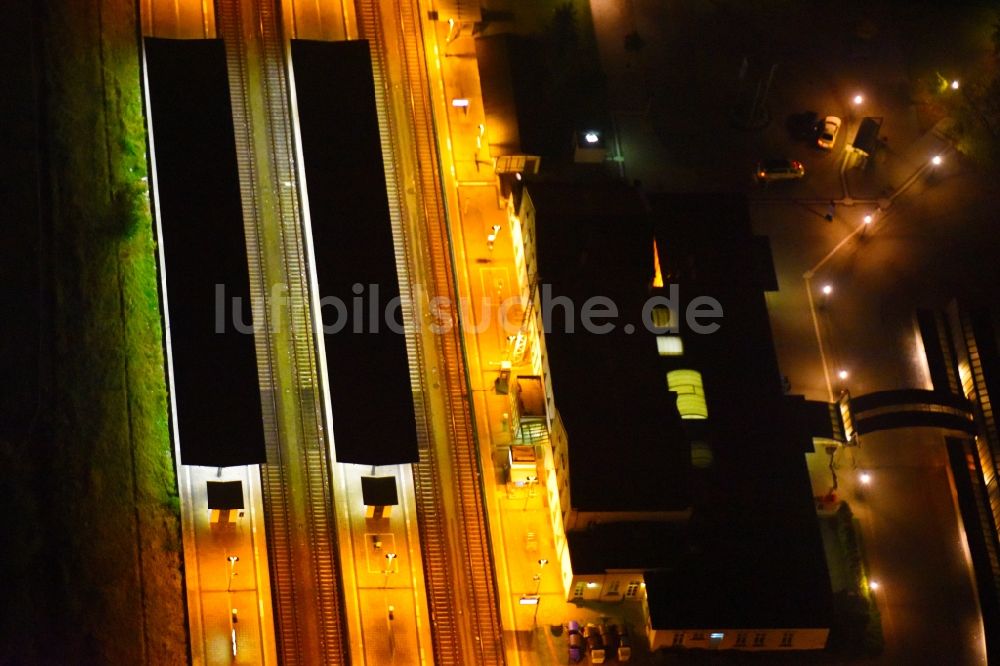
<box><xmin>651</xmin><ymin>305</ymin><xmax>672</xmax><ymax>330</ymax></box>
<box><xmin>780</xmin><ymin>632</ymin><xmax>794</xmax><ymax>647</ymax></box>
<box><xmin>667</xmin><ymin>369</ymin><xmax>708</xmax><ymax>419</ymax></box>
<box><xmin>735</xmin><ymin>633</ymin><xmax>747</xmax><ymax>647</ymax></box>
<box><xmin>653</xmin><ymin>239</ymin><xmax>665</xmax><ymax>288</ymax></box>
<box><xmin>672</xmin><ymin>632</ymin><xmax>684</xmax><ymax>647</ymax></box>
<box><xmin>656</xmin><ymin>335</ymin><xmax>684</xmax><ymax>356</ymax></box>
<box><xmin>607</xmin><ymin>580</ymin><xmax>620</xmax><ymax>595</ymax></box>
<box><xmin>752</xmin><ymin>633</ymin><xmax>766</xmax><ymax>647</ymax></box>
<box><xmin>691</xmin><ymin>632</ymin><xmax>705</xmax><ymax>641</ymax></box>
<box><xmin>691</xmin><ymin>440</ymin><xmax>713</xmax><ymax>468</ymax></box>
<box><xmin>625</xmin><ymin>581</ymin><xmax>640</xmax><ymax>597</ymax></box>
<box><xmin>573</xmin><ymin>582</ymin><xmax>584</xmax><ymax>598</ymax></box>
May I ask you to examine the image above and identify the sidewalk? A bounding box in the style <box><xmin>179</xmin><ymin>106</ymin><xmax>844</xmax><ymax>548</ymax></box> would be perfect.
<box><xmin>423</xmin><ymin>12</ymin><xmax>660</xmax><ymax>665</ymax></box>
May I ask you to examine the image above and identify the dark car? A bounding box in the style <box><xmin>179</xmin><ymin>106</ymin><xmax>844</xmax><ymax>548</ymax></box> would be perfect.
<box><xmin>568</xmin><ymin>621</ymin><xmax>584</xmax><ymax>663</ymax></box>
<box><xmin>585</xmin><ymin>623</ymin><xmax>606</xmax><ymax>663</ymax></box>
<box><xmin>604</xmin><ymin>624</ymin><xmax>620</xmax><ymax>654</ymax></box>
<box><xmin>618</xmin><ymin>626</ymin><xmax>632</xmax><ymax>661</ymax></box>
<box><xmin>755</xmin><ymin>158</ymin><xmax>805</xmax><ymax>183</ymax></box>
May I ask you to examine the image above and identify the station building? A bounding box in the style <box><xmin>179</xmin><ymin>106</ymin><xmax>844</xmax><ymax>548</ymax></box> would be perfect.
<box><xmin>501</xmin><ymin>181</ymin><xmax>835</xmax><ymax>652</ymax></box>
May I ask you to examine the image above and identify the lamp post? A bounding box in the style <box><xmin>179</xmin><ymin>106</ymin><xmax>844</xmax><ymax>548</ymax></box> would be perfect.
<box><xmin>533</xmin><ymin>559</ymin><xmax>549</xmax><ymax>626</ymax></box>
<box><xmin>383</xmin><ymin>552</ymin><xmax>397</xmax><ymax>588</ymax></box>
<box><xmin>522</xmin><ymin>475</ymin><xmax>538</xmax><ymax>511</ymax></box>
<box><xmin>226</xmin><ymin>555</ymin><xmax>240</xmax><ymax>656</ymax></box>
<box><xmin>820</xmin><ymin>283</ymin><xmax>833</xmax><ymax>309</ymax></box>
<box><xmin>227</xmin><ymin>555</ymin><xmax>239</xmax><ymax>592</ymax></box>
<box><xmin>848</xmin><ymin>92</ymin><xmax>863</xmax><ymax>124</ymax></box>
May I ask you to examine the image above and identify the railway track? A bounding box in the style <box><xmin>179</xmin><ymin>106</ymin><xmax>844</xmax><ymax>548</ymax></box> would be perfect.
<box><xmin>356</xmin><ymin>1</ymin><xmax>505</xmax><ymax>663</ymax></box>
<box><xmin>215</xmin><ymin>0</ymin><xmax>348</xmax><ymax>662</ymax></box>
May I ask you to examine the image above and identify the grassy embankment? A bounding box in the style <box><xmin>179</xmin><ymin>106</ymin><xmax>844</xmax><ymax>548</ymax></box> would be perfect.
<box><xmin>823</xmin><ymin>502</ymin><xmax>884</xmax><ymax>657</ymax></box>
<box><xmin>1</xmin><ymin>1</ymin><xmax>187</xmax><ymax>662</ymax></box>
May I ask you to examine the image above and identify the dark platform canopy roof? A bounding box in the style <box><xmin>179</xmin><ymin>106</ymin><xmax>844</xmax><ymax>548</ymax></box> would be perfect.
<box><xmin>206</xmin><ymin>481</ymin><xmax>244</xmax><ymax>511</ymax></box>
<box><xmin>361</xmin><ymin>476</ymin><xmax>399</xmax><ymax>507</ymax></box>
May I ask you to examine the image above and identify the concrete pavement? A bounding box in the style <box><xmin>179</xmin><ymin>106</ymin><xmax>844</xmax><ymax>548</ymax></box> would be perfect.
<box><xmin>178</xmin><ymin>465</ymin><xmax>278</xmax><ymax>666</ymax></box>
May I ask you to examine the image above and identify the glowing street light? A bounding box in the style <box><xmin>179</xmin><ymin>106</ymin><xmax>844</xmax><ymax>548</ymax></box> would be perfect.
<box><xmin>383</xmin><ymin>552</ymin><xmax>398</xmax><ymax>587</ymax></box>
<box><xmin>869</xmin><ymin>580</ymin><xmax>880</xmax><ymax>592</ymax></box>
<box><xmin>583</xmin><ymin>131</ymin><xmax>601</xmax><ymax>144</ymax></box>
<box><xmin>863</xmin><ymin>214</ymin><xmax>873</xmax><ymax>225</ymax></box>
<box><xmin>951</xmin><ymin>79</ymin><xmax>960</xmax><ymax>90</ymax></box>
<box><xmin>227</xmin><ymin>555</ymin><xmax>239</xmax><ymax>592</ymax></box>
<box><xmin>859</xmin><ymin>471</ymin><xmax>872</xmax><ymax>484</ymax></box>
<box><xmin>522</xmin><ymin>475</ymin><xmax>538</xmax><ymax>510</ymax></box>
<box><xmin>532</xmin><ymin>559</ymin><xmax>549</xmax><ymax>625</ymax></box>
<box><xmin>838</xmin><ymin>369</ymin><xmax>849</xmax><ymax>381</ymax></box>
<box><xmin>852</xmin><ymin>94</ymin><xmax>864</xmax><ymax>106</ymax></box>
<box><xmin>931</xmin><ymin>154</ymin><xmax>943</xmax><ymax>166</ymax></box>
<box><xmin>822</xmin><ymin>284</ymin><xmax>833</xmax><ymax>296</ymax></box>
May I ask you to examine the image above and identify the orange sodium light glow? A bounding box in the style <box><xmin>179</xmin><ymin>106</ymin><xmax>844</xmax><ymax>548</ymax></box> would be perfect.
<box><xmin>652</xmin><ymin>239</ymin><xmax>664</xmax><ymax>288</ymax></box>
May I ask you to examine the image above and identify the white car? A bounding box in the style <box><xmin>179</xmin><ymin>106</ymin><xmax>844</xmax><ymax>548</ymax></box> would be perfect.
<box><xmin>817</xmin><ymin>116</ymin><xmax>842</xmax><ymax>149</ymax></box>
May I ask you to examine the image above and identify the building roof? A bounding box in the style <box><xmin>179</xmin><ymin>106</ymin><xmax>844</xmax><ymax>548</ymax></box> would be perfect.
<box><xmin>529</xmin><ymin>181</ymin><xmax>691</xmax><ymax>513</ymax></box>
<box><xmin>291</xmin><ymin>40</ymin><xmax>419</xmax><ymax>465</ymax></box>
<box><xmin>474</xmin><ymin>35</ymin><xmax>522</xmax><ymax>156</ymax></box>
<box><xmin>361</xmin><ymin>476</ymin><xmax>399</xmax><ymax>506</ymax></box>
<box><xmin>646</xmin><ymin>192</ymin><xmax>832</xmax><ymax>628</ymax></box>
<box><xmin>529</xmin><ymin>184</ymin><xmax>832</xmax><ymax>629</ymax></box>
<box><xmin>567</xmin><ymin>522</ymin><xmax>687</xmax><ymax>574</ymax></box>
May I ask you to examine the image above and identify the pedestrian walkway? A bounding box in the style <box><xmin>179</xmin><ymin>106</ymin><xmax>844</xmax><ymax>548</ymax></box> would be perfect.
<box><xmin>420</xmin><ymin>12</ymin><xmax>658</xmax><ymax>664</ymax></box>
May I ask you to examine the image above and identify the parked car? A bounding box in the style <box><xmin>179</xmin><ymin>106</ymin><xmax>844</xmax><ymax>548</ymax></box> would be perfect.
<box><xmin>618</xmin><ymin>626</ymin><xmax>632</xmax><ymax>661</ymax></box>
<box><xmin>755</xmin><ymin>158</ymin><xmax>805</xmax><ymax>183</ymax></box>
<box><xmin>603</xmin><ymin>625</ymin><xmax>620</xmax><ymax>656</ymax></box>
<box><xmin>817</xmin><ymin>115</ymin><xmax>842</xmax><ymax>149</ymax></box>
<box><xmin>585</xmin><ymin>623</ymin><xmax>606</xmax><ymax>663</ymax></box>
<box><xmin>568</xmin><ymin>621</ymin><xmax>584</xmax><ymax>663</ymax></box>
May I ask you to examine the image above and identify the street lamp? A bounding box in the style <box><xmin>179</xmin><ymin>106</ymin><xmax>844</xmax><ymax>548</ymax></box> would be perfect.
<box><xmin>227</xmin><ymin>555</ymin><xmax>239</xmax><ymax>592</ymax></box>
<box><xmin>383</xmin><ymin>552</ymin><xmax>397</xmax><ymax>588</ymax></box>
<box><xmin>859</xmin><ymin>471</ymin><xmax>872</xmax><ymax>484</ymax></box>
<box><xmin>931</xmin><ymin>154</ymin><xmax>943</xmax><ymax>166</ymax></box>
<box><xmin>819</xmin><ymin>284</ymin><xmax>832</xmax><ymax>311</ymax></box>
<box><xmin>852</xmin><ymin>94</ymin><xmax>864</xmax><ymax>106</ymax></box>
<box><xmin>869</xmin><ymin>580</ymin><xmax>880</xmax><ymax>592</ymax></box>
<box><xmin>951</xmin><ymin>79</ymin><xmax>960</xmax><ymax>90</ymax></box>
<box><xmin>863</xmin><ymin>214</ymin><xmax>873</xmax><ymax>225</ymax></box>
<box><xmin>522</xmin><ymin>475</ymin><xmax>538</xmax><ymax>510</ymax></box>
<box><xmin>838</xmin><ymin>369</ymin><xmax>849</xmax><ymax>381</ymax></box>
<box><xmin>532</xmin><ymin>559</ymin><xmax>549</xmax><ymax>626</ymax></box>
<box><xmin>487</xmin><ymin>223</ymin><xmax>501</xmax><ymax>250</ymax></box>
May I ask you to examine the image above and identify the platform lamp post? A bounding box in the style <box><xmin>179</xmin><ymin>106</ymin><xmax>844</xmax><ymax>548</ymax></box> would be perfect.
<box><xmin>226</xmin><ymin>555</ymin><xmax>239</xmax><ymax>592</ymax></box>
<box><xmin>383</xmin><ymin>552</ymin><xmax>397</xmax><ymax>588</ymax></box>
<box><xmin>533</xmin><ymin>558</ymin><xmax>549</xmax><ymax>626</ymax></box>
<box><xmin>226</xmin><ymin>555</ymin><xmax>240</xmax><ymax>656</ymax></box>
<box><xmin>523</xmin><ymin>475</ymin><xmax>538</xmax><ymax>511</ymax></box>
